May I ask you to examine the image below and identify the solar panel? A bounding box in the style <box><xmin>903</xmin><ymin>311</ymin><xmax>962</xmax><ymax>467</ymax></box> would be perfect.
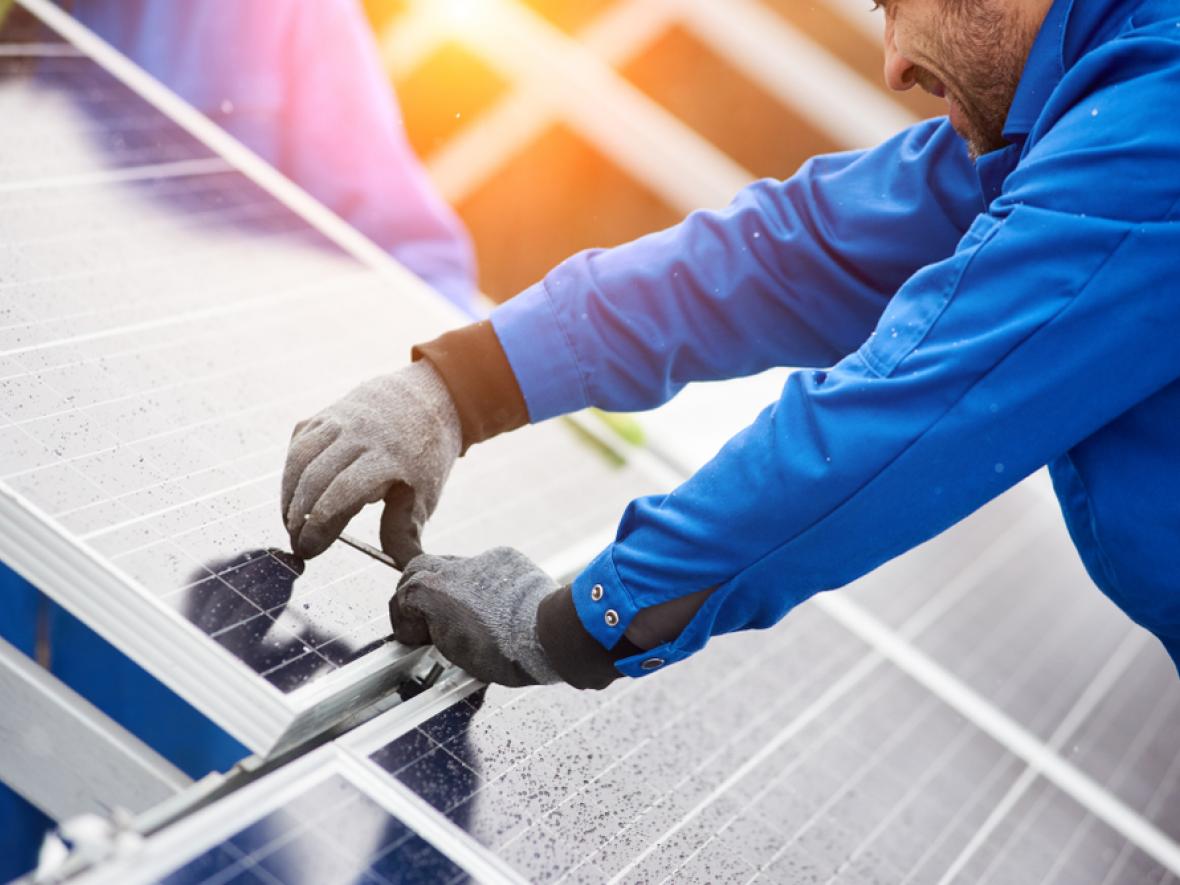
<box><xmin>0</xmin><ymin>3</ymin><xmax>663</xmax><ymax>754</ymax></box>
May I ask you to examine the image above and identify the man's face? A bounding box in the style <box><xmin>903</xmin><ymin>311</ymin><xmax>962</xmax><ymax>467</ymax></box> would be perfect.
<box><xmin>880</xmin><ymin>0</ymin><xmax>1049</xmax><ymax>158</ymax></box>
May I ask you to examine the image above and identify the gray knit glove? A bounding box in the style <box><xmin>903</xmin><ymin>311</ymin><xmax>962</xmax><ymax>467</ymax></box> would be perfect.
<box><xmin>281</xmin><ymin>361</ymin><xmax>461</xmax><ymax>563</ymax></box>
<box><xmin>390</xmin><ymin>548</ymin><xmax>562</xmax><ymax>687</ymax></box>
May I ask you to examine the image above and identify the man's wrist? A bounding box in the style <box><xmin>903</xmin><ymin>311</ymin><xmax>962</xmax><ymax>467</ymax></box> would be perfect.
<box><xmin>412</xmin><ymin>321</ymin><xmax>530</xmax><ymax>454</ymax></box>
<box><xmin>536</xmin><ymin>585</ymin><xmax>641</xmax><ymax>690</ymax></box>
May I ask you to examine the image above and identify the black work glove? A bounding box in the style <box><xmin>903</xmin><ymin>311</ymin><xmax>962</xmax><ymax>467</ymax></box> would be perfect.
<box><xmin>390</xmin><ymin>548</ymin><xmax>562</xmax><ymax>687</ymax></box>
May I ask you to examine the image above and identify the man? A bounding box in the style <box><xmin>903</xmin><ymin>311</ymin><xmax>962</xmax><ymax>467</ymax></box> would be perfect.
<box><xmin>283</xmin><ymin>0</ymin><xmax>1180</xmax><ymax>690</ymax></box>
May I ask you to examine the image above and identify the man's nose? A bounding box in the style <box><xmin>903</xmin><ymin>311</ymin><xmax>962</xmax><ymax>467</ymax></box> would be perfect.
<box><xmin>883</xmin><ymin>19</ymin><xmax>917</xmax><ymax>92</ymax></box>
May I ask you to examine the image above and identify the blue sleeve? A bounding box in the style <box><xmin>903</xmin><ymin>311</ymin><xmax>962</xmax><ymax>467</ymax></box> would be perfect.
<box><xmin>492</xmin><ymin>119</ymin><xmax>984</xmax><ymax>421</ymax></box>
<box><xmin>74</xmin><ymin>0</ymin><xmax>478</xmax><ymax>312</ymax></box>
<box><xmin>570</xmin><ymin>35</ymin><xmax>1180</xmax><ymax>676</ymax></box>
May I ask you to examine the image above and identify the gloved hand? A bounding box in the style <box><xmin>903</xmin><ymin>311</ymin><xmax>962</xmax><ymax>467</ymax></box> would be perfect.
<box><xmin>390</xmin><ymin>548</ymin><xmax>562</xmax><ymax>687</ymax></box>
<box><xmin>281</xmin><ymin>361</ymin><xmax>461</xmax><ymax>563</ymax></box>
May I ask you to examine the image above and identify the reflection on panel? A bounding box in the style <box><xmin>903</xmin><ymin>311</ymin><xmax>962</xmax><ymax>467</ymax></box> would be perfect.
<box><xmin>159</xmin><ymin>775</ymin><xmax>467</xmax><ymax>885</ymax></box>
<box><xmin>0</xmin><ymin>53</ymin><xmax>219</xmax><ymax>182</ymax></box>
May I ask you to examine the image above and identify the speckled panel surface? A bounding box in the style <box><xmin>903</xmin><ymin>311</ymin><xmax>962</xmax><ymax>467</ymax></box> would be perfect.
<box><xmin>368</xmin><ymin>602</ymin><xmax>1179</xmax><ymax>883</ymax></box>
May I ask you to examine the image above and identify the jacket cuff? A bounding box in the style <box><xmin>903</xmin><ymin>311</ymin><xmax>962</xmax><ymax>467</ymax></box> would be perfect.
<box><xmin>412</xmin><ymin>321</ymin><xmax>530</xmax><ymax>454</ymax></box>
<box><xmin>536</xmin><ymin>586</ymin><xmax>640</xmax><ymax>690</ymax></box>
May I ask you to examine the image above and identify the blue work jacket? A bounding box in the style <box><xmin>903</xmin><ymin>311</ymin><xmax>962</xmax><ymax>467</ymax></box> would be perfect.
<box><xmin>492</xmin><ymin>0</ymin><xmax>1180</xmax><ymax>677</ymax></box>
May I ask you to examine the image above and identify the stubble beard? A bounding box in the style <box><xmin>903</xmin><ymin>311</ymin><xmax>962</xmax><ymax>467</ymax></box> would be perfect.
<box><xmin>922</xmin><ymin>2</ymin><xmax>1038</xmax><ymax>159</ymax></box>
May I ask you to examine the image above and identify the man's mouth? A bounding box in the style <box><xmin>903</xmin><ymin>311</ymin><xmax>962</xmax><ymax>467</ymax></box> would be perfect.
<box><xmin>914</xmin><ymin>67</ymin><xmax>947</xmax><ymax>99</ymax></box>
<box><xmin>913</xmin><ymin>67</ymin><xmax>973</xmax><ymax>141</ymax></box>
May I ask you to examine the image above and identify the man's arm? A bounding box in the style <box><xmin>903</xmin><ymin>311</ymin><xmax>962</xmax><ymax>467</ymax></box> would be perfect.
<box><xmin>73</xmin><ymin>0</ymin><xmax>479</xmax><ymax>311</ymax></box>
<box><xmin>558</xmin><ymin>36</ymin><xmax>1180</xmax><ymax>680</ymax></box>
<box><xmin>421</xmin><ymin>118</ymin><xmax>983</xmax><ymax>433</ymax></box>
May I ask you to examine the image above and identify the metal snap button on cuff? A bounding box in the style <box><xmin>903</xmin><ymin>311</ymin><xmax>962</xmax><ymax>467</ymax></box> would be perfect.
<box><xmin>604</xmin><ymin>609</ymin><xmax>619</xmax><ymax>627</ymax></box>
<box><xmin>640</xmin><ymin>658</ymin><xmax>665</xmax><ymax>671</ymax></box>
<box><xmin>590</xmin><ymin>584</ymin><xmax>604</xmax><ymax>602</ymax></box>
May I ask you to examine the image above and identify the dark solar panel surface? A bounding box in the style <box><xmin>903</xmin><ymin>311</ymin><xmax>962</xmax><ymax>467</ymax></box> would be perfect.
<box><xmin>159</xmin><ymin>774</ymin><xmax>467</xmax><ymax>885</ymax></box>
<box><xmin>0</xmin><ymin>24</ymin><xmax>659</xmax><ymax>693</ymax></box>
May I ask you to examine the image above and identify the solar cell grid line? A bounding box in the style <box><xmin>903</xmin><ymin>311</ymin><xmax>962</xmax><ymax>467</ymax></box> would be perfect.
<box><xmin>685</xmin><ymin>596</ymin><xmax>1143</xmax><ymax>881</ymax></box>
<box><xmin>609</xmin><ymin>651</ymin><xmax>996</xmax><ymax>877</ymax></box>
<box><xmin>0</xmin><ymin>172</ymin><xmax>272</xmax><ymax>240</ymax></box>
<box><xmin>0</xmin><ymin>185</ymin><xmax>293</xmax><ymax>267</ymax></box>
<box><xmin>632</xmin><ymin>667</ymin><xmax>970</xmax><ymax>882</ymax></box>
<box><xmin>1094</xmin><ymin>751</ymin><xmax>1180</xmax><ymax>885</ymax></box>
<box><xmin>907</xmin><ymin>550</ymin><xmax>1140</xmax><ymax>742</ymax></box>
<box><xmin>956</xmin><ymin>779</ymin><xmax>1170</xmax><ymax>885</ymax></box>
<box><xmin>832</xmin><ymin>698</ymin><xmax>1024</xmax><ymax>883</ymax></box>
<box><xmin>1</xmin><ymin>2</ymin><xmax>670</xmax><ymax>752</ymax></box>
<box><xmin>0</xmin><ymin>157</ymin><xmax>234</xmax><ymax>194</ymax></box>
<box><xmin>0</xmin><ymin>41</ymin><xmax>80</xmax><ymax>56</ymax></box>
<box><xmin>0</xmin><ymin>243</ymin><xmax>352</xmax><ymax>360</ymax></box>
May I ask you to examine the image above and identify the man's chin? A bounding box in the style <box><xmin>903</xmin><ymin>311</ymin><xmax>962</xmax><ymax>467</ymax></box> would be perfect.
<box><xmin>947</xmin><ymin>120</ymin><xmax>980</xmax><ymax>160</ymax></box>
<box><xmin>963</xmin><ymin>134</ymin><xmax>986</xmax><ymax>162</ymax></box>
<box><xmin>948</xmin><ymin>112</ymin><xmax>1001</xmax><ymax>161</ymax></box>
